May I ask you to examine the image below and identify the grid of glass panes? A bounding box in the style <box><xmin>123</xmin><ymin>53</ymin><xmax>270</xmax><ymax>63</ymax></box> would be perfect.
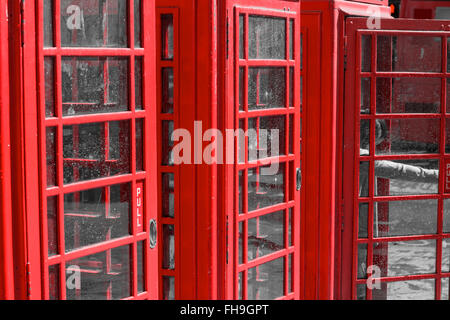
<box><xmin>355</xmin><ymin>32</ymin><xmax>450</xmax><ymax>300</ymax></box>
<box><xmin>42</xmin><ymin>0</ymin><xmax>148</xmax><ymax>300</ymax></box>
<box><xmin>235</xmin><ymin>9</ymin><xmax>299</xmax><ymax>300</ymax></box>
<box><xmin>158</xmin><ymin>9</ymin><xmax>177</xmax><ymax>300</ymax></box>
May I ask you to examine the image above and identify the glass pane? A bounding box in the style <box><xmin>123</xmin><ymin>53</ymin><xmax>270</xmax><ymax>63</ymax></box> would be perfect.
<box><xmin>288</xmin><ymin>254</ymin><xmax>293</xmax><ymax>294</ymax></box>
<box><xmin>375</xmin><ymin>118</ymin><xmax>440</xmax><ymax>155</ymax></box>
<box><xmin>359</xmin><ymin>120</ymin><xmax>370</xmax><ymax>152</ymax></box>
<box><xmin>162</xmin><ymin>225</ymin><xmax>175</xmax><ymax>270</ymax></box>
<box><xmin>137</xmin><ymin>241</ymin><xmax>145</xmax><ymax>293</ymax></box>
<box><xmin>238</xmin><ymin>272</ymin><xmax>244</xmax><ymax>300</ymax></box>
<box><xmin>442</xmin><ymin>278</ymin><xmax>449</xmax><ymax>300</ymax></box>
<box><xmin>248</xmin><ymin>16</ymin><xmax>285</xmax><ymax>60</ymax></box>
<box><xmin>62</xmin><ymin>57</ymin><xmax>128</xmax><ymax>116</ymax></box>
<box><xmin>47</xmin><ymin>196</ymin><xmax>58</xmax><ymax>256</ymax></box>
<box><xmin>134</xmin><ymin>0</ymin><xmax>141</xmax><ymax>47</ymax></box>
<box><xmin>360</xmin><ymin>78</ymin><xmax>371</xmax><ymax>114</ymax></box>
<box><xmin>361</xmin><ymin>35</ymin><xmax>371</xmax><ymax>73</ymax></box>
<box><xmin>46</xmin><ymin>127</ymin><xmax>57</xmax><ymax>187</ymax></box>
<box><xmin>248</xmin><ymin>68</ymin><xmax>285</xmax><ymax>110</ymax></box>
<box><xmin>248</xmin><ymin>210</ymin><xmax>284</xmax><ymax>262</ymax></box>
<box><xmin>288</xmin><ymin>208</ymin><xmax>292</xmax><ymax>247</ymax></box>
<box><xmin>248</xmin><ymin>163</ymin><xmax>285</xmax><ymax>212</ymax></box>
<box><xmin>372</xmin><ymin>279</ymin><xmax>435</xmax><ymax>300</ymax></box>
<box><xmin>64</xmin><ymin>183</ymin><xmax>131</xmax><ymax>252</ymax></box>
<box><xmin>248</xmin><ymin>257</ymin><xmax>284</xmax><ymax>300</ymax></box>
<box><xmin>161</xmin><ymin>15</ymin><xmax>174</xmax><ymax>60</ymax></box>
<box><xmin>377</xmin><ymin>78</ymin><xmax>441</xmax><ymax>114</ymax></box>
<box><xmin>63</xmin><ymin>121</ymin><xmax>130</xmax><ymax>184</ymax></box>
<box><xmin>357</xmin><ymin>284</ymin><xmax>366</xmax><ymax>300</ymax></box>
<box><xmin>44</xmin><ymin>57</ymin><xmax>55</xmax><ymax>117</ymax></box>
<box><xmin>161</xmin><ymin>121</ymin><xmax>174</xmax><ymax>166</ymax></box>
<box><xmin>48</xmin><ymin>265</ymin><xmax>60</xmax><ymax>300</ymax></box>
<box><xmin>444</xmin><ymin>199</ymin><xmax>450</xmax><ymax>233</ymax></box>
<box><xmin>135</xmin><ymin>57</ymin><xmax>143</xmax><ymax>110</ymax></box>
<box><xmin>163</xmin><ymin>276</ymin><xmax>175</xmax><ymax>300</ymax></box>
<box><xmin>373</xmin><ymin>240</ymin><xmax>436</xmax><ymax>277</ymax></box>
<box><xmin>248</xmin><ymin>116</ymin><xmax>286</xmax><ymax>161</ymax></box>
<box><xmin>289</xmin><ymin>20</ymin><xmax>294</xmax><ymax>60</ymax></box>
<box><xmin>358</xmin><ymin>203</ymin><xmax>368</xmax><ymax>239</ymax></box>
<box><xmin>443</xmin><ymin>239</ymin><xmax>450</xmax><ymax>273</ymax></box>
<box><xmin>239</xmin><ymin>14</ymin><xmax>245</xmax><ymax>60</ymax></box>
<box><xmin>61</xmin><ymin>0</ymin><xmax>127</xmax><ymax>47</ymax></box>
<box><xmin>65</xmin><ymin>245</ymin><xmax>131</xmax><ymax>300</ymax></box>
<box><xmin>359</xmin><ymin>161</ymin><xmax>370</xmax><ymax>196</ymax></box>
<box><xmin>289</xmin><ymin>115</ymin><xmax>293</xmax><ymax>154</ymax></box>
<box><xmin>136</xmin><ymin>119</ymin><xmax>144</xmax><ymax>172</ymax></box>
<box><xmin>289</xmin><ymin>67</ymin><xmax>294</xmax><ymax>108</ymax></box>
<box><xmin>374</xmin><ymin>200</ymin><xmax>438</xmax><ymax>237</ymax></box>
<box><xmin>239</xmin><ymin>67</ymin><xmax>245</xmax><ymax>111</ymax></box>
<box><xmin>377</xmin><ymin>35</ymin><xmax>442</xmax><ymax>73</ymax></box>
<box><xmin>44</xmin><ymin>0</ymin><xmax>54</xmax><ymax>47</ymax></box>
<box><xmin>357</xmin><ymin>243</ymin><xmax>367</xmax><ymax>279</ymax></box>
<box><xmin>374</xmin><ymin>159</ymin><xmax>439</xmax><ymax>196</ymax></box>
<box><xmin>162</xmin><ymin>68</ymin><xmax>174</xmax><ymax>114</ymax></box>
<box><xmin>239</xmin><ymin>222</ymin><xmax>244</xmax><ymax>265</ymax></box>
<box><xmin>162</xmin><ymin>173</ymin><xmax>174</xmax><ymax>218</ymax></box>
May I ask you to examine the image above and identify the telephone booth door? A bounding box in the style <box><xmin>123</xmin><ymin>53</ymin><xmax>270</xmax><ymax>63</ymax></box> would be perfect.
<box><xmin>27</xmin><ymin>0</ymin><xmax>158</xmax><ymax>299</ymax></box>
<box><xmin>343</xmin><ymin>17</ymin><xmax>450</xmax><ymax>300</ymax></box>
<box><xmin>223</xmin><ymin>0</ymin><xmax>301</xmax><ymax>300</ymax></box>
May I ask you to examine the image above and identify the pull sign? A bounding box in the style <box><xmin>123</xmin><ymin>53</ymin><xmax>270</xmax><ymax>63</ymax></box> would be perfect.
<box><xmin>296</xmin><ymin>168</ymin><xmax>301</xmax><ymax>191</ymax></box>
<box><xmin>136</xmin><ymin>182</ymin><xmax>144</xmax><ymax>233</ymax></box>
<box><xmin>445</xmin><ymin>159</ymin><xmax>450</xmax><ymax>193</ymax></box>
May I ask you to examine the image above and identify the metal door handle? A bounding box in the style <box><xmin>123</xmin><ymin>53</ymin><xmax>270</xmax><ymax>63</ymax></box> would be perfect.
<box><xmin>296</xmin><ymin>168</ymin><xmax>301</xmax><ymax>191</ymax></box>
<box><xmin>149</xmin><ymin>219</ymin><xmax>157</xmax><ymax>249</ymax></box>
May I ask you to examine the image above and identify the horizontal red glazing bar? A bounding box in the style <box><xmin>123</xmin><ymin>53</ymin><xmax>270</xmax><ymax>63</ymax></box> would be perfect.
<box><xmin>238</xmin><ymin>108</ymin><xmax>296</xmax><ymax>118</ymax></box>
<box><xmin>360</xmin><ymin>72</ymin><xmax>449</xmax><ymax>77</ymax></box>
<box><xmin>358</xmin><ymin>154</ymin><xmax>443</xmax><ymax>160</ymax></box>
<box><xmin>237</xmin><ymin>249</ymin><xmax>294</xmax><ymax>272</ymax></box>
<box><xmin>42</xmin><ymin>48</ymin><xmax>145</xmax><ymax>56</ymax></box>
<box><xmin>237</xmin><ymin>201</ymin><xmax>295</xmax><ymax>221</ymax></box>
<box><xmin>237</xmin><ymin>155</ymin><xmax>295</xmax><ymax>170</ymax></box>
<box><xmin>355</xmin><ymin>272</ymin><xmax>450</xmax><ymax>284</ymax></box>
<box><xmin>356</xmin><ymin>234</ymin><xmax>450</xmax><ymax>243</ymax></box>
<box><xmin>239</xmin><ymin>60</ymin><xmax>295</xmax><ymax>67</ymax></box>
<box><xmin>45</xmin><ymin>111</ymin><xmax>147</xmax><ymax>126</ymax></box>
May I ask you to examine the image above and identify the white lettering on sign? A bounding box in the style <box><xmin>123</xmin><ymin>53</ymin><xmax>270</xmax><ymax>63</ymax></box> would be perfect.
<box><xmin>136</xmin><ymin>186</ymin><xmax>143</xmax><ymax>228</ymax></box>
<box><xmin>66</xmin><ymin>5</ymin><xmax>82</xmax><ymax>30</ymax></box>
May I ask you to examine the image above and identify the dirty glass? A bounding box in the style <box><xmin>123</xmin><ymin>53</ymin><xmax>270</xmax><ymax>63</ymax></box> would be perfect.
<box><xmin>136</xmin><ymin>119</ymin><xmax>144</xmax><ymax>171</ymax></box>
<box><xmin>361</xmin><ymin>35</ymin><xmax>372</xmax><ymax>73</ymax></box>
<box><xmin>248</xmin><ymin>163</ymin><xmax>285</xmax><ymax>212</ymax></box>
<box><xmin>63</xmin><ymin>183</ymin><xmax>131</xmax><ymax>252</ymax></box>
<box><xmin>161</xmin><ymin>15</ymin><xmax>174</xmax><ymax>60</ymax></box>
<box><xmin>134</xmin><ymin>0</ymin><xmax>141</xmax><ymax>47</ymax></box>
<box><xmin>248</xmin><ymin>68</ymin><xmax>285</xmax><ymax>110</ymax></box>
<box><xmin>239</xmin><ymin>14</ymin><xmax>245</xmax><ymax>59</ymax></box>
<box><xmin>360</xmin><ymin>78</ymin><xmax>371</xmax><ymax>113</ymax></box>
<box><xmin>162</xmin><ymin>173</ymin><xmax>174</xmax><ymax>218</ymax></box>
<box><xmin>377</xmin><ymin>35</ymin><xmax>441</xmax><ymax>73</ymax></box>
<box><xmin>374</xmin><ymin>159</ymin><xmax>439</xmax><ymax>196</ymax></box>
<box><xmin>44</xmin><ymin>0</ymin><xmax>54</xmax><ymax>47</ymax></box>
<box><xmin>247</xmin><ymin>210</ymin><xmax>285</xmax><ymax>261</ymax></box>
<box><xmin>373</xmin><ymin>200</ymin><xmax>438</xmax><ymax>237</ymax></box>
<box><xmin>248</xmin><ymin>115</ymin><xmax>286</xmax><ymax>161</ymax></box>
<box><xmin>65</xmin><ymin>245</ymin><xmax>131</xmax><ymax>300</ymax></box>
<box><xmin>435</xmin><ymin>7</ymin><xmax>450</xmax><ymax>19</ymax></box>
<box><xmin>163</xmin><ymin>276</ymin><xmax>175</xmax><ymax>300</ymax></box>
<box><xmin>373</xmin><ymin>240</ymin><xmax>436</xmax><ymax>277</ymax></box>
<box><xmin>358</xmin><ymin>203</ymin><xmax>369</xmax><ymax>238</ymax></box>
<box><xmin>61</xmin><ymin>57</ymin><xmax>128</xmax><ymax>116</ymax></box>
<box><xmin>247</xmin><ymin>257</ymin><xmax>284</xmax><ymax>300</ymax></box>
<box><xmin>372</xmin><ymin>279</ymin><xmax>435</xmax><ymax>300</ymax></box>
<box><xmin>49</xmin><ymin>265</ymin><xmax>60</xmax><ymax>300</ymax></box>
<box><xmin>376</xmin><ymin>78</ymin><xmax>441</xmax><ymax>114</ymax></box>
<box><xmin>137</xmin><ymin>241</ymin><xmax>145</xmax><ymax>293</ymax></box>
<box><xmin>442</xmin><ymin>278</ymin><xmax>449</xmax><ymax>300</ymax></box>
<box><xmin>47</xmin><ymin>196</ymin><xmax>58</xmax><ymax>256</ymax></box>
<box><xmin>161</xmin><ymin>120</ymin><xmax>174</xmax><ymax>166</ymax></box>
<box><xmin>162</xmin><ymin>225</ymin><xmax>175</xmax><ymax>270</ymax></box>
<box><xmin>357</xmin><ymin>243</ymin><xmax>367</xmax><ymax>279</ymax></box>
<box><xmin>443</xmin><ymin>239</ymin><xmax>450</xmax><ymax>273</ymax></box>
<box><xmin>374</xmin><ymin>118</ymin><xmax>440</xmax><ymax>155</ymax></box>
<box><xmin>63</xmin><ymin>121</ymin><xmax>130</xmax><ymax>184</ymax></box>
<box><xmin>248</xmin><ymin>16</ymin><xmax>285</xmax><ymax>60</ymax></box>
<box><xmin>45</xmin><ymin>57</ymin><xmax>55</xmax><ymax>117</ymax></box>
<box><xmin>61</xmin><ymin>0</ymin><xmax>127</xmax><ymax>47</ymax></box>
<box><xmin>162</xmin><ymin>68</ymin><xmax>174</xmax><ymax>114</ymax></box>
<box><xmin>135</xmin><ymin>57</ymin><xmax>143</xmax><ymax>110</ymax></box>
<box><xmin>46</xmin><ymin>127</ymin><xmax>57</xmax><ymax>187</ymax></box>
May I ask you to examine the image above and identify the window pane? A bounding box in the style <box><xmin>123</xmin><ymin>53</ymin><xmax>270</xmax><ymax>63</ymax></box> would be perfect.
<box><xmin>162</xmin><ymin>173</ymin><xmax>174</xmax><ymax>218</ymax></box>
<box><xmin>248</xmin><ymin>68</ymin><xmax>285</xmax><ymax>110</ymax></box>
<box><xmin>134</xmin><ymin>0</ymin><xmax>141</xmax><ymax>47</ymax></box>
<box><xmin>47</xmin><ymin>196</ymin><xmax>58</xmax><ymax>256</ymax></box>
<box><xmin>248</xmin><ymin>116</ymin><xmax>286</xmax><ymax>161</ymax></box>
<box><xmin>62</xmin><ymin>57</ymin><xmax>128</xmax><ymax>116</ymax></box>
<box><xmin>372</xmin><ymin>279</ymin><xmax>435</xmax><ymax>300</ymax></box>
<box><xmin>239</xmin><ymin>14</ymin><xmax>245</xmax><ymax>60</ymax></box>
<box><xmin>162</xmin><ymin>68</ymin><xmax>174</xmax><ymax>114</ymax></box>
<box><xmin>163</xmin><ymin>276</ymin><xmax>175</xmax><ymax>300</ymax></box>
<box><xmin>44</xmin><ymin>0</ymin><xmax>54</xmax><ymax>47</ymax></box>
<box><xmin>48</xmin><ymin>265</ymin><xmax>60</xmax><ymax>300</ymax></box>
<box><xmin>161</xmin><ymin>15</ymin><xmax>174</xmax><ymax>60</ymax></box>
<box><xmin>65</xmin><ymin>245</ymin><xmax>131</xmax><ymax>300</ymax></box>
<box><xmin>135</xmin><ymin>57</ymin><xmax>143</xmax><ymax>110</ymax></box>
<box><xmin>248</xmin><ymin>163</ymin><xmax>285</xmax><ymax>212</ymax></box>
<box><xmin>247</xmin><ymin>257</ymin><xmax>284</xmax><ymax>300</ymax></box>
<box><xmin>46</xmin><ymin>127</ymin><xmax>57</xmax><ymax>187</ymax></box>
<box><xmin>361</xmin><ymin>35</ymin><xmax>372</xmax><ymax>73</ymax></box>
<box><xmin>162</xmin><ymin>225</ymin><xmax>175</xmax><ymax>270</ymax></box>
<box><xmin>137</xmin><ymin>241</ymin><xmax>145</xmax><ymax>293</ymax></box>
<box><xmin>161</xmin><ymin>121</ymin><xmax>174</xmax><ymax>166</ymax></box>
<box><xmin>136</xmin><ymin>119</ymin><xmax>144</xmax><ymax>172</ymax></box>
<box><xmin>249</xmin><ymin>16</ymin><xmax>285</xmax><ymax>60</ymax></box>
<box><xmin>64</xmin><ymin>183</ymin><xmax>131</xmax><ymax>252</ymax></box>
<box><xmin>44</xmin><ymin>57</ymin><xmax>55</xmax><ymax>117</ymax></box>
<box><xmin>61</xmin><ymin>0</ymin><xmax>127</xmax><ymax>47</ymax></box>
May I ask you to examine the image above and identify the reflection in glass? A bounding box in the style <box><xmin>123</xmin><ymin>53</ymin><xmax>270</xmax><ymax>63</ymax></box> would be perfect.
<box><xmin>136</xmin><ymin>119</ymin><xmax>144</xmax><ymax>171</ymax></box>
<box><xmin>137</xmin><ymin>241</ymin><xmax>145</xmax><ymax>293</ymax></box>
<box><xmin>134</xmin><ymin>0</ymin><xmax>141</xmax><ymax>47</ymax></box>
<box><xmin>64</xmin><ymin>183</ymin><xmax>131</xmax><ymax>252</ymax></box>
<box><xmin>163</xmin><ymin>225</ymin><xmax>175</xmax><ymax>270</ymax></box>
<box><xmin>357</xmin><ymin>243</ymin><xmax>367</xmax><ymax>279</ymax></box>
<box><xmin>44</xmin><ymin>0</ymin><xmax>54</xmax><ymax>47</ymax></box>
<box><xmin>361</xmin><ymin>35</ymin><xmax>372</xmax><ymax>73</ymax></box>
<box><xmin>360</xmin><ymin>78</ymin><xmax>371</xmax><ymax>114</ymax></box>
<box><xmin>373</xmin><ymin>200</ymin><xmax>437</xmax><ymax>237</ymax></box>
<box><xmin>249</xmin><ymin>16</ymin><xmax>285</xmax><ymax>60</ymax></box>
<box><xmin>239</xmin><ymin>14</ymin><xmax>245</xmax><ymax>60</ymax></box>
<box><xmin>248</xmin><ymin>211</ymin><xmax>284</xmax><ymax>261</ymax></box>
<box><xmin>161</xmin><ymin>15</ymin><xmax>174</xmax><ymax>60</ymax></box>
<box><xmin>374</xmin><ymin>240</ymin><xmax>436</xmax><ymax>277</ymax></box>
<box><xmin>248</xmin><ymin>258</ymin><xmax>284</xmax><ymax>300</ymax></box>
<box><xmin>358</xmin><ymin>203</ymin><xmax>368</xmax><ymax>239</ymax></box>
<box><xmin>162</xmin><ymin>68</ymin><xmax>174</xmax><ymax>114</ymax></box>
<box><xmin>443</xmin><ymin>239</ymin><xmax>450</xmax><ymax>273</ymax></box>
<box><xmin>374</xmin><ymin>159</ymin><xmax>439</xmax><ymax>196</ymax></box>
<box><xmin>162</xmin><ymin>121</ymin><xmax>174</xmax><ymax>166</ymax></box>
<box><xmin>47</xmin><ymin>196</ymin><xmax>58</xmax><ymax>256</ymax></box>
<box><xmin>62</xmin><ymin>57</ymin><xmax>128</xmax><ymax>116</ymax></box>
<box><xmin>248</xmin><ymin>116</ymin><xmax>286</xmax><ymax>161</ymax></box>
<box><xmin>163</xmin><ymin>276</ymin><xmax>175</xmax><ymax>300</ymax></box>
<box><xmin>135</xmin><ymin>57</ymin><xmax>143</xmax><ymax>110</ymax></box>
<box><xmin>65</xmin><ymin>245</ymin><xmax>131</xmax><ymax>300</ymax></box>
<box><xmin>248</xmin><ymin>68</ymin><xmax>285</xmax><ymax>110</ymax></box>
<box><xmin>442</xmin><ymin>278</ymin><xmax>449</xmax><ymax>300</ymax></box>
<box><xmin>46</xmin><ymin>127</ymin><xmax>57</xmax><ymax>187</ymax></box>
<box><xmin>63</xmin><ymin>121</ymin><xmax>130</xmax><ymax>184</ymax></box>
<box><xmin>162</xmin><ymin>173</ymin><xmax>174</xmax><ymax>218</ymax></box>
<box><xmin>248</xmin><ymin>164</ymin><xmax>285</xmax><ymax>212</ymax></box>
<box><xmin>49</xmin><ymin>264</ymin><xmax>60</xmax><ymax>300</ymax></box>
<box><xmin>372</xmin><ymin>279</ymin><xmax>435</xmax><ymax>300</ymax></box>
<box><xmin>61</xmin><ymin>0</ymin><xmax>127</xmax><ymax>47</ymax></box>
<box><xmin>45</xmin><ymin>57</ymin><xmax>55</xmax><ymax>117</ymax></box>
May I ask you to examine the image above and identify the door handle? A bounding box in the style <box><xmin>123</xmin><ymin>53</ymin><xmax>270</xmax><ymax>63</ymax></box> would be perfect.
<box><xmin>149</xmin><ymin>219</ymin><xmax>157</xmax><ymax>249</ymax></box>
<box><xmin>296</xmin><ymin>168</ymin><xmax>301</xmax><ymax>191</ymax></box>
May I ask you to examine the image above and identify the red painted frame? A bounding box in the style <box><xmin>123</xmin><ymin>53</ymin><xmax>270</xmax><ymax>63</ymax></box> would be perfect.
<box><xmin>400</xmin><ymin>0</ymin><xmax>450</xmax><ymax>19</ymax></box>
<box><xmin>221</xmin><ymin>0</ymin><xmax>301</xmax><ymax>300</ymax></box>
<box><xmin>14</xmin><ymin>0</ymin><xmax>158</xmax><ymax>300</ymax></box>
<box><xmin>343</xmin><ymin>17</ymin><xmax>450</xmax><ymax>300</ymax></box>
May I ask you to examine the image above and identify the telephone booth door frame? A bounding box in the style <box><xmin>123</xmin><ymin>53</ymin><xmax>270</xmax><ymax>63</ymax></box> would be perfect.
<box><xmin>14</xmin><ymin>0</ymin><xmax>158</xmax><ymax>300</ymax></box>
<box><xmin>342</xmin><ymin>17</ymin><xmax>450</xmax><ymax>300</ymax></box>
